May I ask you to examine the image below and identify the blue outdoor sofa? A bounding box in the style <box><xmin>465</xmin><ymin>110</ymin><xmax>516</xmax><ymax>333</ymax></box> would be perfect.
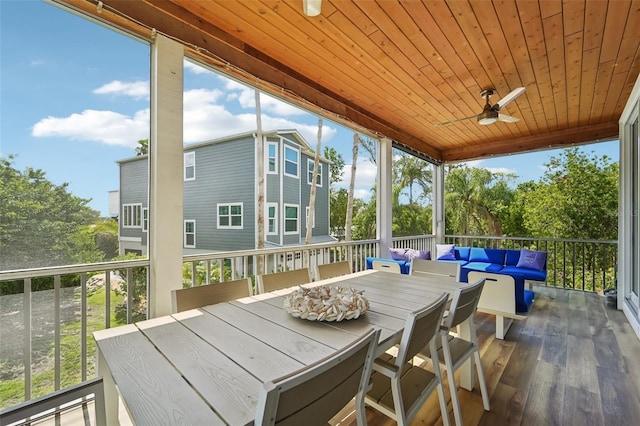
<box><xmin>366</xmin><ymin>246</ymin><xmax>547</xmax><ymax>315</ymax></box>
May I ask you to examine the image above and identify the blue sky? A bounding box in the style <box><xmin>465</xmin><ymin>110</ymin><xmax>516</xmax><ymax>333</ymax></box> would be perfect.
<box><xmin>1</xmin><ymin>1</ymin><xmax>619</xmax><ymax>217</ymax></box>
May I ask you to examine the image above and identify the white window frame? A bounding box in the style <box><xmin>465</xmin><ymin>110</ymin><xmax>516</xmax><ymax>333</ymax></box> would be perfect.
<box><xmin>307</xmin><ymin>159</ymin><xmax>322</xmax><ymax>187</ymax></box>
<box><xmin>217</xmin><ymin>202</ymin><xmax>244</xmax><ymax>229</ymax></box>
<box><xmin>267</xmin><ymin>202</ymin><xmax>278</xmax><ymax>235</ymax></box>
<box><xmin>184</xmin><ymin>151</ymin><xmax>195</xmax><ymax>181</ymax></box>
<box><xmin>122</xmin><ymin>203</ymin><xmax>142</xmax><ymax>228</ymax></box>
<box><xmin>184</xmin><ymin>220</ymin><xmax>196</xmax><ymax>248</ymax></box>
<box><xmin>284</xmin><ymin>203</ymin><xmax>299</xmax><ymax>235</ymax></box>
<box><xmin>142</xmin><ymin>208</ymin><xmax>148</xmax><ymax>232</ymax></box>
<box><xmin>284</xmin><ymin>145</ymin><xmax>299</xmax><ymax>178</ymax></box>
<box><xmin>267</xmin><ymin>142</ymin><xmax>278</xmax><ymax>174</ymax></box>
<box><xmin>305</xmin><ymin>206</ymin><xmax>315</xmax><ymax>229</ymax></box>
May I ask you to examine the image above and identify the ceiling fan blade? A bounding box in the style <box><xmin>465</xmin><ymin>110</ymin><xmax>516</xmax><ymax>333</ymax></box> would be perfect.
<box><xmin>494</xmin><ymin>87</ymin><xmax>525</xmax><ymax>110</ymax></box>
<box><xmin>498</xmin><ymin>113</ymin><xmax>520</xmax><ymax>123</ymax></box>
<box><xmin>434</xmin><ymin>114</ymin><xmax>478</xmax><ymax>127</ymax></box>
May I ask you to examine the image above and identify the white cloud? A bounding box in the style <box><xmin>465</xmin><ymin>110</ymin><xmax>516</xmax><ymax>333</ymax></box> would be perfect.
<box><xmin>459</xmin><ymin>159</ymin><xmax>516</xmax><ymax>176</ymax></box>
<box><xmin>31</xmin><ymin>109</ymin><xmax>149</xmax><ymax>147</ymax></box>
<box><xmin>333</xmin><ymin>157</ymin><xmax>377</xmax><ymax>201</ymax></box>
<box><xmin>93</xmin><ymin>80</ymin><xmax>149</xmax><ymax>100</ymax></box>
<box><xmin>31</xmin><ymin>80</ymin><xmax>338</xmax><ymax>151</ymax></box>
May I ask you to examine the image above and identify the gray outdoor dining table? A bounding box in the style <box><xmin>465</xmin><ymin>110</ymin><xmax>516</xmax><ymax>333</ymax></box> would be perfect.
<box><xmin>93</xmin><ymin>269</ymin><xmax>472</xmax><ymax>425</ymax></box>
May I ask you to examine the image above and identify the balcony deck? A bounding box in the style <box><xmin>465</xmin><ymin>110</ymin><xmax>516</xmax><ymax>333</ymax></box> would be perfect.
<box><xmin>333</xmin><ymin>285</ymin><xmax>640</xmax><ymax>425</ymax></box>
<box><xmin>12</xmin><ymin>285</ymin><xmax>639</xmax><ymax>426</ymax></box>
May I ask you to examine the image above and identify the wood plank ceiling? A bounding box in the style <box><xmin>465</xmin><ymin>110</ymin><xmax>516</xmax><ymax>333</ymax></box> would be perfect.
<box><xmin>59</xmin><ymin>0</ymin><xmax>640</xmax><ymax>163</ymax></box>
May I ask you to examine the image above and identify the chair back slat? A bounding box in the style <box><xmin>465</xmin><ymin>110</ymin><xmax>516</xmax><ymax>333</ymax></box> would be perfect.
<box><xmin>255</xmin><ymin>328</ymin><xmax>380</xmax><ymax>425</ymax></box>
<box><xmin>257</xmin><ymin>268</ymin><xmax>311</xmax><ymax>293</ymax></box>
<box><xmin>371</xmin><ymin>260</ymin><xmax>401</xmax><ymax>274</ymax></box>
<box><xmin>315</xmin><ymin>261</ymin><xmax>352</xmax><ymax>280</ymax></box>
<box><xmin>410</xmin><ymin>259</ymin><xmax>460</xmax><ymax>280</ymax></box>
<box><xmin>397</xmin><ymin>292</ymin><xmax>449</xmax><ymax>364</ymax></box>
<box><xmin>171</xmin><ymin>278</ymin><xmax>252</xmax><ymax>313</ymax></box>
<box><xmin>444</xmin><ymin>278</ymin><xmax>485</xmax><ymax>329</ymax></box>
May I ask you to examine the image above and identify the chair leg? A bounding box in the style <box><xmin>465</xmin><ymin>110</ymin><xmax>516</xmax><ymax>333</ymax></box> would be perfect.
<box><xmin>430</xmin><ymin>342</ymin><xmax>451</xmax><ymax>426</ymax></box>
<box><xmin>354</xmin><ymin>391</ymin><xmax>367</xmax><ymax>426</ymax></box>
<box><xmin>441</xmin><ymin>334</ymin><xmax>464</xmax><ymax>426</ymax></box>
<box><xmin>474</xmin><ymin>350</ymin><xmax>491</xmax><ymax>411</ymax></box>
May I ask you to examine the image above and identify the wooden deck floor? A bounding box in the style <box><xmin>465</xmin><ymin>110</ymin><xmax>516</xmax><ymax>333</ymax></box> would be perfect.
<box><xmin>333</xmin><ymin>285</ymin><xmax>640</xmax><ymax>426</ymax></box>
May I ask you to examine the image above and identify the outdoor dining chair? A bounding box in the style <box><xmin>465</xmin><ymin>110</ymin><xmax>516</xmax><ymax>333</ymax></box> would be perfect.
<box><xmin>364</xmin><ymin>292</ymin><xmax>451</xmax><ymax>426</ymax></box>
<box><xmin>315</xmin><ymin>260</ymin><xmax>352</xmax><ymax>280</ymax></box>
<box><xmin>427</xmin><ymin>277</ymin><xmax>490</xmax><ymax>426</ymax></box>
<box><xmin>254</xmin><ymin>328</ymin><xmax>380</xmax><ymax>426</ymax></box>
<box><xmin>409</xmin><ymin>259</ymin><xmax>460</xmax><ymax>280</ymax></box>
<box><xmin>257</xmin><ymin>267</ymin><xmax>312</xmax><ymax>293</ymax></box>
<box><xmin>170</xmin><ymin>278</ymin><xmax>252</xmax><ymax>313</ymax></box>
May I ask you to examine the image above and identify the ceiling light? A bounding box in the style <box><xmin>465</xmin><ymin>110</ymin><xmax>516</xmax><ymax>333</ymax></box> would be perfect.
<box><xmin>477</xmin><ymin>109</ymin><xmax>498</xmax><ymax>125</ymax></box>
<box><xmin>303</xmin><ymin>0</ymin><xmax>322</xmax><ymax>16</ymax></box>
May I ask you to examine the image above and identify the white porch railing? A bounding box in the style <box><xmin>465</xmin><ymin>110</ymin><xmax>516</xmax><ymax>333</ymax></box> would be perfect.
<box><xmin>0</xmin><ymin>233</ymin><xmax>617</xmax><ymax>410</ymax></box>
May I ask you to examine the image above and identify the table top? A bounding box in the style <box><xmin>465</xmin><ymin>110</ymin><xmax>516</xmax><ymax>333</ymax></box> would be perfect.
<box><xmin>94</xmin><ymin>270</ymin><xmax>464</xmax><ymax>425</ymax></box>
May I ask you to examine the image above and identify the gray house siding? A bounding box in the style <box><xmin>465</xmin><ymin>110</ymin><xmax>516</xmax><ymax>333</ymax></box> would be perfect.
<box><xmin>118</xmin><ymin>130</ymin><xmax>333</xmax><ymax>253</ymax></box>
<box><xmin>119</xmin><ymin>158</ymin><xmax>148</xmax><ymax>241</ymax></box>
<box><xmin>185</xmin><ymin>136</ymin><xmax>256</xmax><ymax>251</ymax></box>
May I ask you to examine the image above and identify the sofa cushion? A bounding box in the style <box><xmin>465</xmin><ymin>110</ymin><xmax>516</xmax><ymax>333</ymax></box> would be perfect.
<box><xmin>505</xmin><ymin>250</ymin><xmax>521</xmax><ymax>266</ymax></box>
<box><xmin>454</xmin><ymin>246</ymin><xmax>471</xmax><ymax>261</ymax></box>
<box><xmin>500</xmin><ymin>265</ymin><xmax>547</xmax><ymax>281</ymax></box>
<box><xmin>389</xmin><ymin>247</ymin><xmax>409</xmax><ymax>261</ymax></box>
<box><xmin>460</xmin><ymin>262</ymin><xmax>504</xmax><ymax>282</ymax></box>
<box><xmin>469</xmin><ymin>248</ymin><xmax>506</xmax><ymax>265</ymax></box>
<box><xmin>516</xmin><ymin>248</ymin><xmax>547</xmax><ymax>271</ymax></box>
<box><xmin>436</xmin><ymin>244</ymin><xmax>456</xmax><ymax>260</ymax></box>
<box><xmin>406</xmin><ymin>248</ymin><xmax>430</xmax><ymax>260</ymax></box>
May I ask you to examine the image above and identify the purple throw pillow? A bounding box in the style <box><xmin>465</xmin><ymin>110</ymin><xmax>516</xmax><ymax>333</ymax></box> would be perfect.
<box><xmin>436</xmin><ymin>244</ymin><xmax>456</xmax><ymax>261</ymax></box>
<box><xmin>389</xmin><ymin>247</ymin><xmax>409</xmax><ymax>261</ymax></box>
<box><xmin>406</xmin><ymin>249</ymin><xmax>431</xmax><ymax>260</ymax></box>
<box><xmin>516</xmin><ymin>248</ymin><xmax>547</xmax><ymax>271</ymax></box>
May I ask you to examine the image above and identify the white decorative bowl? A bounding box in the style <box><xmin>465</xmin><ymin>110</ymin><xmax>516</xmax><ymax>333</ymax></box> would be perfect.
<box><xmin>283</xmin><ymin>285</ymin><xmax>369</xmax><ymax>322</ymax></box>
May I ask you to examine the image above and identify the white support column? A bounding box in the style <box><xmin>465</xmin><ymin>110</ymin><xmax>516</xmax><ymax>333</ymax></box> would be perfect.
<box><xmin>377</xmin><ymin>137</ymin><xmax>393</xmax><ymax>257</ymax></box>
<box><xmin>148</xmin><ymin>35</ymin><xmax>184</xmax><ymax>318</ymax></box>
<box><xmin>432</xmin><ymin>163</ymin><xmax>445</xmax><ymax>244</ymax></box>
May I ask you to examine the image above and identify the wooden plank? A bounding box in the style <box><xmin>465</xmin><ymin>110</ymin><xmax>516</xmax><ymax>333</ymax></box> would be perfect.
<box><xmin>94</xmin><ymin>325</ymin><xmax>223</xmax><ymax>425</ymax></box>
<box><xmin>521</xmin><ymin>360</ymin><xmax>565</xmax><ymax>425</ymax></box>
<box><xmin>565</xmin><ymin>335</ymin><xmax>599</xmax><ymax>393</ymax></box>
<box><xmin>137</xmin><ymin>316</ymin><xmax>260</xmax><ymax>425</ymax></box>
<box><xmin>543</xmin><ymin>12</ymin><xmax>568</xmax><ymax>127</ymax></box>
<box><xmin>596</xmin><ymin>364</ymin><xmax>640</xmax><ymax>424</ymax></box>
<box><xmin>203</xmin><ymin>302</ymin><xmax>336</xmax><ymax>364</ymax></box>
<box><xmin>563</xmin><ymin>385</ymin><xmax>605</xmax><ymax>425</ymax></box>
<box><xmin>229</xmin><ymin>298</ymin><xmax>362</xmax><ymax>349</ymax></box>
<box><xmin>173</xmin><ymin>309</ymin><xmax>304</xmax><ymax>382</ymax></box>
<box><xmin>564</xmin><ymin>31</ymin><xmax>584</xmax><ymax>126</ymax></box>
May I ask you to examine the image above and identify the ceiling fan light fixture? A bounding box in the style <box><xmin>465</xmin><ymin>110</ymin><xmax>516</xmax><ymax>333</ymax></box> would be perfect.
<box><xmin>302</xmin><ymin>0</ymin><xmax>322</xmax><ymax>16</ymax></box>
<box><xmin>477</xmin><ymin>109</ymin><xmax>498</xmax><ymax>125</ymax></box>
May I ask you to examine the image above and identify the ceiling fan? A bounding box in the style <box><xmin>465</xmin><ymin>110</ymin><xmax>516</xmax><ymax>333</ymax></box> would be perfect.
<box><xmin>435</xmin><ymin>87</ymin><xmax>526</xmax><ymax>126</ymax></box>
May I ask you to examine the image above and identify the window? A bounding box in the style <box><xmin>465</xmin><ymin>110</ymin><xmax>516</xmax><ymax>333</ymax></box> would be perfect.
<box><xmin>122</xmin><ymin>204</ymin><xmax>142</xmax><ymax>228</ymax></box>
<box><xmin>267</xmin><ymin>142</ymin><xmax>278</xmax><ymax>174</ymax></box>
<box><xmin>284</xmin><ymin>204</ymin><xmax>299</xmax><ymax>234</ymax></box>
<box><xmin>218</xmin><ymin>203</ymin><xmax>243</xmax><ymax>229</ymax></box>
<box><xmin>184</xmin><ymin>220</ymin><xmax>196</xmax><ymax>248</ymax></box>
<box><xmin>284</xmin><ymin>146</ymin><xmax>299</xmax><ymax>177</ymax></box>
<box><xmin>267</xmin><ymin>203</ymin><xmax>278</xmax><ymax>234</ymax></box>
<box><xmin>305</xmin><ymin>206</ymin><xmax>315</xmax><ymax>228</ymax></box>
<box><xmin>307</xmin><ymin>159</ymin><xmax>322</xmax><ymax>186</ymax></box>
<box><xmin>142</xmin><ymin>208</ymin><xmax>148</xmax><ymax>232</ymax></box>
<box><xmin>184</xmin><ymin>151</ymin><xmax>195</xmax><ymax>181</ymax></box>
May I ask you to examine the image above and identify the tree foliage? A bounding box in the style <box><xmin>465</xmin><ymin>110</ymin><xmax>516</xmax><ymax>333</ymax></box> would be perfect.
<box><xmin>519</xmin><ymin>148</ymin><xmax>618</xmax><ymax>239</ymax></box>
<box><xmin>444</xmin><ymin>166</ymin><xmax>516</xmax><ymax>236</ymax></box>
<box><xmin>0</xmin><ymin>156</ymin><xmax>102</xmax><ymax>270</ymax></box>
